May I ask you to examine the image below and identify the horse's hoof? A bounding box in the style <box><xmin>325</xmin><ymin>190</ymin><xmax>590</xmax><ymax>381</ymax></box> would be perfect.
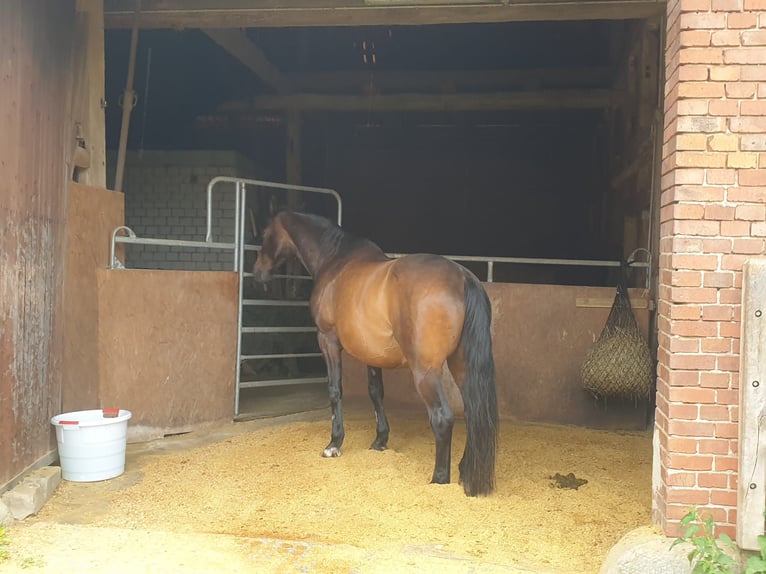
<box><xmin>323</xmin><ymin>446</ymin><xmax>342</xmax><ymax>457</ymax></box>
<box><xmin>369</xmin><ymin>441</ymin><xmax>387</xmax><ymax>451</ymax></box>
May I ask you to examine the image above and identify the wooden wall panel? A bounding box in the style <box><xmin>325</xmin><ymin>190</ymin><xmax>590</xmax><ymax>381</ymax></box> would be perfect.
<box><xmin>0</xmin><ymin>1</ymin><xmax>76</xmax><ymax>487</ymax></box>
<box><xmin>62</xmin><ymin>183</ymin><xmax>125</xmax><ymax>413</ymax></box>
<box><xmin>96</xmin><ymin>269</ymin><xmax>239</xmax><ymax>441</ymax></box>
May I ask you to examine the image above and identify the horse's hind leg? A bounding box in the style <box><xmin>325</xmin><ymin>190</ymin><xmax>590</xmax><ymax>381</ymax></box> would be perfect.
<box><xmin>318</xmin><ymin>331</ymin><xmax>345</xmax><ymax>457</ymax></box>
<box><xmin>414</xmin><ymin>368</ymin><xmax>454</xmax><ymax>484</ymax></box>
<box><xmin>367</xmin><ymin>366</ymin><xmax>389</xmax><ymax>451</ymax></box>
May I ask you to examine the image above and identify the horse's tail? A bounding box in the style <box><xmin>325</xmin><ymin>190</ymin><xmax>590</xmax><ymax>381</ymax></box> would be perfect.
<box><xmin>459</xmin><ymin>274</ymin><xmax>498</xmax><ymax>496</ymax></box>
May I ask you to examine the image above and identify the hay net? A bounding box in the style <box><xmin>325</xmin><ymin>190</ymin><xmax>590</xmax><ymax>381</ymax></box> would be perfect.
<box><xmin>581</xmin><ymin>265</ymin><xmax>654</xmax><ymax>401</ymax></box>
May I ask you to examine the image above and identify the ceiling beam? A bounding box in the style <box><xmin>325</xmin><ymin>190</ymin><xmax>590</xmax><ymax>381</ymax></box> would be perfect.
<box><xmin>286</xmin><ymin>66</ymin><xmax>613</xmax><ymax>94</ymax></box>
<box><xmin>218</xmin><ymin>89</ymin><xmax>616</xmax><ymax>113</ymax></box>
<box><xmin>202</xmin><ymin>29</ymin><xmax>291</xmax><ymax>93</ymax></box>
<box><xmin>104</xmin><ymin>0</ymin><xmax>666</xmax><ymax>29</ymax></box>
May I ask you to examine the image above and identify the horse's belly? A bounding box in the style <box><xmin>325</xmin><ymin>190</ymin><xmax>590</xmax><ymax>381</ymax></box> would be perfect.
<box><xmin>338</xmin><ymin>324</ymin><xmax>406</xmax><ymax>369</ymax></box>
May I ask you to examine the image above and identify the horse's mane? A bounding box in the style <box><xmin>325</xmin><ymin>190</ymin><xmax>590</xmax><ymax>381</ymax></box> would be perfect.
<box><xmin>290</xmin><ymin>212</ymin><xmax>384</xmax><ymax>261</ymax></box>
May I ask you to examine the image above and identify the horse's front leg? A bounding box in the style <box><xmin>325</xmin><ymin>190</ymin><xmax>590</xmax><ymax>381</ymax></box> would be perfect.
<box><xmin>367</xmin><ymin>366</ymin><xmax>389</xmax><ymax>451</ymax></box>
<box><xmin>318</xmin><ymin>331</ymin><xmax>344</xmax><ymax>457</ymax></box>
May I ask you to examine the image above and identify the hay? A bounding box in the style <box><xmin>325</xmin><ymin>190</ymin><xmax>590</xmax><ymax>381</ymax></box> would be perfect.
<box><xmin>581</xmin><ymin>283</ymin><xmax>654</xmax><ymax>401</ymax></box>
<box><xmin>36</xmin><ymin>413</ymin><xmax>652</xmax><ymax>573</ymax></box>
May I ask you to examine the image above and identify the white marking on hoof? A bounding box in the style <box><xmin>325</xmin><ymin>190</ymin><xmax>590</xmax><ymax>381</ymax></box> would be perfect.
<box><xmin>323</xmin><ymin>446</ymin><xmax>342</xmax><ymax>457</ymax></box>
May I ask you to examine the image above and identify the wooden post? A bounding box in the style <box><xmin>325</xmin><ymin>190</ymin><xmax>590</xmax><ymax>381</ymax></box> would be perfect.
<box><xmin>737</xmin><ymin>258</ymin><xmax>766</xmax><ymax>551</ymax></box>
<box><xmin>71</xmin><ymin>0</ymin><xmax>106</xmax><ymax>187</ymax></box>
<box><xmin>285</xmin><ymin>109</ymin><xmax>302</xmax><ymax>210</ymax></box>
<box><xmin>114</xmin><ymin>0</ymin><xmax>141</xmax><ymax>192</ymax></box>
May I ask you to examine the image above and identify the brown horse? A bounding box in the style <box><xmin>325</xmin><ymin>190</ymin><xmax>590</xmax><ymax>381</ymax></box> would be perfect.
<box><xmin>252</xmin><ymin>211</ymin><xmax>498</xmax><ymax>496</ymax></box>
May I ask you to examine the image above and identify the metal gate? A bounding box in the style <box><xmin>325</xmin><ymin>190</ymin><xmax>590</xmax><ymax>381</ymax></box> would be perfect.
<box><xmin>204</xmin><ymin>177</ymin><xmax>342</xmax><ymax>417</ymax></box>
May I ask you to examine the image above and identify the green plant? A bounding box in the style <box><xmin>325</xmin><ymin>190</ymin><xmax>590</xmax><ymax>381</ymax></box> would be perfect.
<box><xmin>743</xmin><ymin>524</ymin><xmax>766</xmax><ymax>574</ymax></box>
<box><xmin>671</xmin><ymin>507</ymin><xmax>738</xmax><ymax>574</ymax></box>
<box><xmin>0</xmin><ymin>524</ymin><xmax>9</xmax><ymax>562</ymax></box>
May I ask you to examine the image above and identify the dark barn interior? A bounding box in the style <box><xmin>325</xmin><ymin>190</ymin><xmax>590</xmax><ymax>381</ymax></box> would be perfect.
<box><xmin>104</xmin><ymin>18</ymin><xmax>662</xmax><ymax>286</ymax></box>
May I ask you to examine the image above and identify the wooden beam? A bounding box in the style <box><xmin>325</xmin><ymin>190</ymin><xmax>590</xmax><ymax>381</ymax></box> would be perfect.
<box><xmin>286</xmin><ymin>66</ymin><xmax>613</xmax><ymax>94</ymax></box>
<box><xmin>219</xmin><ymin>89</ymin><xmax>615</xmax><ymax>112</ymax></box>
<box><xmin>104</xmin><ymin>0</ymin><xmax>666</xmax><ymax>29</ymax></box>
<box><xmin>70</xmin><ymin>0</ymin><xmax>106</xmax><ymax>187</ymax></box>
<box><xmin>202</xmin><ymin>28</ymin><xmax>291</xmax><ymax>94</ymax></box>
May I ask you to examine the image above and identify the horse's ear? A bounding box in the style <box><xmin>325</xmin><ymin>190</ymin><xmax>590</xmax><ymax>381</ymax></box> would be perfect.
<box><xmin>248</xmin><ymin>208</ymin><xmax>259</xmax><ymax>240</ymax></box>
<box><xmin>268</xmin><ymin>194</ymin><xmax>279</xmax><ymax>217</ymax></box>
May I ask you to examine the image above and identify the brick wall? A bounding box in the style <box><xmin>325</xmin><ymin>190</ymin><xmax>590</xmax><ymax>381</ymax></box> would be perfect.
<box><xmin>657</xmin><ymin>0</ymin><xmax>766</xmax><ymax>538</ymax></box>
<box><xmin>108</xmin><ymin>150</ymin><xmax>255</xmax><ymax>271</ymax></box>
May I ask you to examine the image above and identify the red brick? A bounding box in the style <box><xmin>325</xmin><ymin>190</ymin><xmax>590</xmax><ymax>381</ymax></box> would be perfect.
<box><xmin>739</xmin><ymin>170</ymin><xmax>766</xmax><ymax>187</ymax></box>
<box><xmin>711</xmin><ymin>30</ymin><xmax>741</xmax><ymax>46</ymax></box>
<box><xmin>680</xmin><ymin>47</ymin><xmax>725</xmax><ymax>64</ymax></box>
<box><xmin>671</xmin><ymin>254</ymin><xmax>720</xmax><ymax>270</ymax></box>
<box><xmin>742</xmin><ymin>102</ymin><xmax>766</xmax><ymax>116</ymax></box>
<box><xmin>673</xmin><ymin>185</ymin><xmax>726</xmax><ymax>201</ymax></box>
<box><xmin>752</xmin><ymin>222</ymin><xmax>766</xmax><ymax>236</ymax></box>
<box><xmin>717</xmin><ymin>389</ymin><xmax>739</xmax><ymax>404</ymax></box>
<box><xmin>733</xmin><ymin>238</ymin><xmax>765</xmax><ymax>253</ymax></box>
<box><xmin>667</xmin><ymin>370</ymin><xmax>702</xmax><ymax>387</ymax></box>
<box><xmin>667</xmin><ymin>488</ymin><xmax>712</xmax><ymax>505</ymax></box>
<box><xmin>735</xmin><ymin>203</ymin><xmax>766</xmax><ymax>220</ymax></box>
<box><xmin>673</xmin><ymin>220</ymin><xmax>721</xmax><ymax>236</ymax></box>
<box><xmin>714</xmin><ymin>454</ymin><xmax>738</xmax><ymax>469</ymax></box>
<box><xmin>727</xmin><ymin>12</ymin><xmax>758</xmax><ymax>28</ymax></box>
<box><xmin>701</xmin><ymin>337</ymin><xmax>732</xmax><ymax>352</ymax></box>
<box><xmin>702</xmin><ymin>306</ymin><xmax>735</xmax><ymax>321</ymax></box>
<box><xmin>702</xmin><ymin>238</ymin><xmax>733</xmax><ymax>253</ymax></box>
<box><xmin>706</xmin><ymin>169</ymin><xmax>736</xmax><ymax>185</ymax></box>
<box><xmin>730</xmin><ymin>116</ymin><xmax>766</xmax><ymax>133</ymax></box>
<box><xmin>668</xmin><ymin>387</ymin><xmax>716</xmax><ymax>404</ymax></box>
<box><xmin>670</xmin><ymin>288</ymin><xmax>720</xmax><ymax>304</ymax></box>
<box><xmin>728</xmin><ymin>187</ymin><xmax>766</xmax><ymax>201</ymax></box>
<box><xmin>703</xmin><ymin>272</ymin><xmax>734</xmax><ymax>288</ymax></box>
<box><xmin>710</xmin><ymin>65</ymin><xmax>741</xmax><ymax>81</ymax></box>
<box><xmin>709</xmin><ymin>100</ymin><xmax>740</xmax><ymax>117</ymax></box>
<box><xmin>671</xmin><ymin>319</ymin><xmax>719</xmax><ymax>337</ymax></box>
<box><xmin>704</xmin><ymin>205</ymin><xmax>734</xmax><ymax>221</ymax></box>
<box><xmin>671</xmin><ymin>271</ymin><xmax>703</xmax><ymax>287</ymax></box>
<box><xmin>699</xmin><ymin>441</ymin><xmax>731</xmax><ymax>456</ymax></box>
<box><xmin>711</xmin><ymin>0</ymin><xmax>741</xmax><ymax>8</ymax></box>
<box><xmin>670</xmin><ymin>337</ymin><xmax>701</xmax><ymax>353</ymax></box>
<box><xmin>680</xmin><ymin>12</ymin><xmax>727</xmax><ymax>29</ymax></box>
<box><xmin>669</xmin><ymin>403</ymin><xmax>700</xmax><ymax>420</ymax></box>
<box><xmin>718</xmin><ymin>355</ymin><xmax>741</xmax><ymax>373</ymax></box>
<box><xmin>679</xmin><ymin>64</ymin><xmax>710</xmax><ymax>81</ymax></box>
<box><xmin>668</xmin><ymin>304</ymin><xmax>699</xmax><ymax>321</ymax></box>
<box><xmin>677</xmin><ymin>116</ymin><xmax>726</xmax><ymax>133</ymax></box>
<box><xmin>725</xmin><ymin>46</ymin><xmax>766</xmax><ymax>64</ymax></box>
<box><xmin>725</xmin><ymin>83</ymin><xmax>757</xmax><ymax>98</ymax></box>
<box><xmin>741</xmin><ymin>30</ymin><xmax>766</xmax><ymax>45</ymax></box>
<box><xmin>681</xmin><ymin>0</ymin><xmax>711</xmax><ymax>9</ymax></box>
<box><xmin>719</xmin><ymin>321</ymin><xmax>742</xmax><ymax>337</ymax></box>
<box><xmin>699</xmin><ymin>473</ymin><xmax>728</xmax><ymax>488</ymax></box>
<box><xmin>670</xmin><ymin>203</ymin><xmax>706</xmax><ymax>219</ymax></box>
<box><xmin>720</xmin><ymin>221</ymin><xmax>751</xmax><ymax>236</ymax></box>
<box><xmin>741</xmin><ymin>64</ymin><xmax>766</xmax><ymax>81</ymax></box>
<box><xmin>678</xmin><ymin>83</ymin><xmax>727</xmax><ymax>99</ymax></box>
<box><xmin>722</xmin><ymin>254</ymin><xmax>751</xmax><ymax>271</ymax></box>
<box><xmin>701</xmin><ymin>372</ymin><xmax>733</xmax><ymax>388</ymax></box>
<box><xmin>668</xmin><ymin>453</ymin><xmax>714</xmax><ymax>469</ymax></box>
<box><xmin>667</xmin><ymin>471</ymin><xmax>697</xmax><ymax>486</ymax></box>
<box><xmin>701</xmin><ymin>405</ymin><xmax>731</xmax><ymax>421</ymax></box>
<box><xmin>672</xmin><ymin>237</ymin><xmax>705</xmax><ymax>252</ymax></box>
<box><xmin>670</xmin><ymin>354</ymin><xmax>718</xmax><ymax>370</ymax></box>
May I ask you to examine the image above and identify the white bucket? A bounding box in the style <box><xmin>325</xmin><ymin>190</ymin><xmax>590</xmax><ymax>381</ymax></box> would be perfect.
<box><xmin>51</xmin><ymin>409</ymin><xmax>132</xmax><ymax>482</ymax></box>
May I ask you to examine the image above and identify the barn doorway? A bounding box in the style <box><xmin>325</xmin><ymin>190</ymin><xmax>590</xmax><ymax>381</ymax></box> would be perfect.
<box><xmin>103</xmin><ymin>6</ymin><xmax>664</xmax><ymax>423</ymax></box>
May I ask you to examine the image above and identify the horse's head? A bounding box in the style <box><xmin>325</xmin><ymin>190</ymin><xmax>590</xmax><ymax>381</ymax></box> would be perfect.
<box><xmin>252</xmin><ymin>212</ymin><xmax>297</xmax><ymax>285</ymax></box>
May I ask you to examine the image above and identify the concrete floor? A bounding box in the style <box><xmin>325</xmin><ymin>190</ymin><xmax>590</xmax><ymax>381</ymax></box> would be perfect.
<box><xmin>236</xmin><ymin>382</ymin><xmax>329</xmax><ymax>420</ymax></box>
